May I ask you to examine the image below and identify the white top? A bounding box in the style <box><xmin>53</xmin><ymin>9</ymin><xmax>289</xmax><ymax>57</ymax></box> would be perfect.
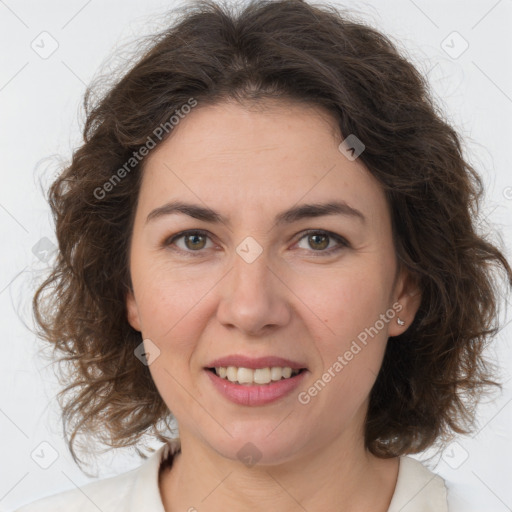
<box><xmin>13</xmin><ymin>440</ymin><xmax>448</xmax><ymax>511</ymax></box>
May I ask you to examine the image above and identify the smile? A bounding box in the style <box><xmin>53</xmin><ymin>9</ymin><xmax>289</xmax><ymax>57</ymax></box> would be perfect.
<box><xmin>209</xmin><ymin>366</ymin><xmax>304</xmax><ymax>385</ymax></box>
<box><xmin>205</xmin><ymin>367</ymin><xmax>308</xmax><ymax>406</ymax></box>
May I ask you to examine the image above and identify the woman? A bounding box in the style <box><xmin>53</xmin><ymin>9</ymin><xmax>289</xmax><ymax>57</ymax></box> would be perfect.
<box><xmin>17</xmin><ymin>0</ymin><xmax>511</xmax><ymax>511</ymax></box>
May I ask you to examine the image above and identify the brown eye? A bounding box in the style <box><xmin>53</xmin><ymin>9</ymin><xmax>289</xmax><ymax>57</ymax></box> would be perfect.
<box><xmin>165</xmin><ymin>230</ymin><xmax>213</xmax><ymax>255</ymax></box>
<box><xmin>307</xmin><ymin>233</ymin><xmax>330</xmax><ymax>250</ymax></box>
<box><xmin>295</xmin><ymin>230</ymin><xmax>349</xmax><ymax>255</ymax></box>
<box><xmin>183</xmin><ymin>233</ymin><xmax>207</xmax><ymax>250</ymax></box>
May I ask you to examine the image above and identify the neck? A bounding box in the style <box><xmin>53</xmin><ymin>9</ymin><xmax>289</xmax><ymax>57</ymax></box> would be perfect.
<box><xmin>159</xmin><ymin>428</ymin><xmax>399</xmax><ymax>512</ymax></box>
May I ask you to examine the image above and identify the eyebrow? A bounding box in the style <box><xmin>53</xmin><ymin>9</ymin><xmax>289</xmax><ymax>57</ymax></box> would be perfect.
<box><xmin>146</xmin><ymin>199</ymin><xmax>366</xmax><ymax>227</ymax></box>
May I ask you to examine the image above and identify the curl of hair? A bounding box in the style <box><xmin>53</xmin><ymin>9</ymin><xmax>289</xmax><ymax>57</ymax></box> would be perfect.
<box><xmin>33</xmin><ymin>0</ymin><xmax>512</xmax><ymax>468</ymax></box>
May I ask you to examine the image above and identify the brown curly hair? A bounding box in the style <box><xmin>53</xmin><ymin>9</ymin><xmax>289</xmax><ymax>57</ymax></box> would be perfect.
<box><xmin>33</xmin><ymin>0</ymin><xmax>512</xmax><ymax>469</ymax></box>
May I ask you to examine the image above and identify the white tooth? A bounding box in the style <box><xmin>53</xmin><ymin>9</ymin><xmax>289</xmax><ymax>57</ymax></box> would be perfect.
<box><xmin>270</xmin><ymin>367</ymin><xmax>283</xmax><ymax>381</ymax></box>
<box><xmin>226</xmin><ymin>366</ymin><xmax>238</xmax><ymax>382</ymax></box>
<box><xmin>237</xmin><ymin>367</ymin><xmax>254</xmax><ymax>384</ymax></box>
<box><xmin>254</xmin><ymin>367</ymin><xmax>271</xmax><ymax>384</ymax></box>
<box><xmin>217</xmin><ymin>366</ymin><xmax>299</xmax><ymax>384</ymax></box>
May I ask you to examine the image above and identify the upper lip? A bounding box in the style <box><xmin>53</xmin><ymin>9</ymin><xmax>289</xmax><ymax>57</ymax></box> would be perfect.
<box><xmin>206</xmin><ymin>355</ymin><xmax>307</xmax><ymax>370</ymax></box>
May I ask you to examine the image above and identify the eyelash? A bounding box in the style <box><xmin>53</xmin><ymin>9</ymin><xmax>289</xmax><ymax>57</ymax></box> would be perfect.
<box><xmin>163</xmin><ymin>229</ymin><xmax>350</xmax><ymax>258</ymax></box>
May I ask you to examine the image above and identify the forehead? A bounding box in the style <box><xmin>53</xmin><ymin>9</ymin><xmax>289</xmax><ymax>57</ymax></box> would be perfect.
<box><xmin>138</xmin><ymin>100</ymin><xmax>388</xmax><ymax>226</ymax></box>
<box><xmin>146</xmin><ymin>99</ymin><xmax>340</xmax><ymax>166</ymax></box>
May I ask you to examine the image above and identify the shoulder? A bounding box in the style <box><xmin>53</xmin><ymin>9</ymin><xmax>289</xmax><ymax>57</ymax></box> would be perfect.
<box><xmin>12</xmin><ymin>442</ymin><xmax>178</xmax><ymax>512</ymax></box>
<box><xmin>387</xmin><ymin>456</ymin><xmax>448</xmax><ymax>512</ymax></box>
<box><xmin>12</xmin><ymin>470</ymin><xmax>136</xmax><ymax>512</ymax></box>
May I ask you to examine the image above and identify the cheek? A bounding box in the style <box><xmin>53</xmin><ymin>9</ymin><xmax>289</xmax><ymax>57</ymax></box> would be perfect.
<box><xmin>136</xmin><ymin>273</ymin><xmax>213</xmax><ymax>413</ymax></box>
<box><xmin>294</xmin><ymin>263</ymin><xmax>393</xmax><ymax>403</ymax></box>
<box><xmin>296</xmin><ymin>263</ymin><xmax>393</xmax><ymax>345</ymax></box>
<box><xmin>131</xmin><ymin>257</ymin><xmax>217</xmax><ymax>341</ymax></box>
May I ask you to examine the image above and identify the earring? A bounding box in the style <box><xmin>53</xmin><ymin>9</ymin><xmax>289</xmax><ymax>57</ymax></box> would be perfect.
<box><xmin>397</xmin><ymin>317</ymin><xmax>405</xmax><ymax>326</ymax></box>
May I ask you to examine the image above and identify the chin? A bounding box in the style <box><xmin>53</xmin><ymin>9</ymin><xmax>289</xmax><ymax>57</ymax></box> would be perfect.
<box><xmin>205</xmin><ymin>429</ymin><xmax>307</xmax><ymax>467</ymax></box>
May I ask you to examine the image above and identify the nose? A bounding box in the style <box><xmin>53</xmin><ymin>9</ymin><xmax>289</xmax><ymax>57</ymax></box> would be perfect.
<box><xmin>216</xmin><ymin>248</ymin><xmax>292</xmax><ymax>337</ymax></box>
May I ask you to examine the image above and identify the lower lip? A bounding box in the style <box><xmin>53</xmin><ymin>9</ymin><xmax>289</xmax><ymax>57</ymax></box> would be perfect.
<box><xmin>205</xmin><ymin>369</ymin><xmax>308</xmax><ymax>406</ymax></box>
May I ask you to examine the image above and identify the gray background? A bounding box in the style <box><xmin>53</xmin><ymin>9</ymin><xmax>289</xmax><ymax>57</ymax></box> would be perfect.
<box><xmin>1</xmin><ymin>1</ymin><xmax>511</xmax><ymax>511</ymax></box>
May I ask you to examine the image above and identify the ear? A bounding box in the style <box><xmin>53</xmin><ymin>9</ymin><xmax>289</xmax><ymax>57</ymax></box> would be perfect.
<box><xmin>387</xmin><ymin>266</ymin><xmax>421</xmax><ymax>337</ymax></box>
<box><xmin>126</xmin><ymin>289</ymin><xmax>142</xmax><ymax>332</ymax></box>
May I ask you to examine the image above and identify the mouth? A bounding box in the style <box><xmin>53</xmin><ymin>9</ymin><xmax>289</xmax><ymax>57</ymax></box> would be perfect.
<box><xmin>206</xmin><ymin>366</ymin><xmax>307</xmax><ymax>386</ymax></box>
<box><xmin>204</xmin><ymin>365</ymin><xmax>309</xmax><ymax>406</ymax></box>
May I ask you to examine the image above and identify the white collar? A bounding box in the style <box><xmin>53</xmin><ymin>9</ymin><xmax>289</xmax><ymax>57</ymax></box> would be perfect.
<box><xmin>127</xmin><ymin>441</ymin><xmax>447</xmax><ymax>512</ymax></box>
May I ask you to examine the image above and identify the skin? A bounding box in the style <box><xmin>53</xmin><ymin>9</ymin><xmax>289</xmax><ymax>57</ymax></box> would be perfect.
<box><xmin>126</xmin><ymin>99</ymin><xmax>421</xmax><ymax>512</ymax></box>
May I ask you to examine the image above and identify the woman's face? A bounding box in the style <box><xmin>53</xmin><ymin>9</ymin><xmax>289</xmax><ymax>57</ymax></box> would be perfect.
<box><xmin>126</xmin><ymin>100</ymin><xmax>419</xmax><ymax>464</ymax></box>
